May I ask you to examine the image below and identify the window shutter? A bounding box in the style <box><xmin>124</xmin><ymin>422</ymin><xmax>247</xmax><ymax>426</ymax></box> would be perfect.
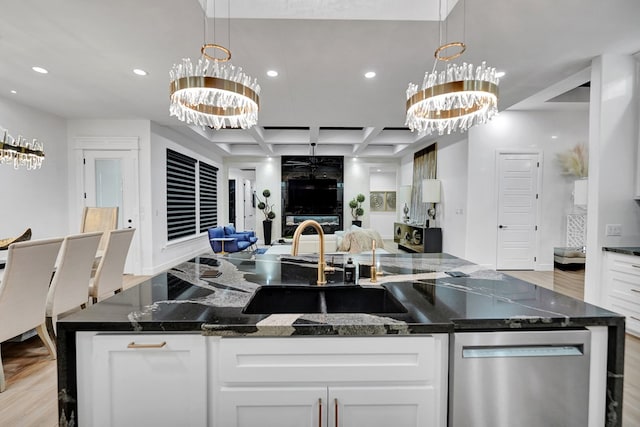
<box><xmin>199</xmin><ymin>161</ymin><xmax>218</xmax><ymax>232</ymax></box>
<box><xmin>166</xmin><ymin>149</ymin><xmax>197</xmax><ymax>240</ymax></box>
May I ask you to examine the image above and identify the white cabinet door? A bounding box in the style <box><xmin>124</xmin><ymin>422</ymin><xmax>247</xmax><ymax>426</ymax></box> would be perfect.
<box><xmin>218</xmin><ymin>387</ymin><xmax>327</xmax><ymax>427</ymax></box>
<box><xmin>218</xmin><ymin>385</ymin><xmax>440</xmax><ymax>427</ymax></box>
<box><xmin>216</xmin><ymin>335</ymin><xmax>448</xmax><ymax>427</ymax></box>
<box><xmin>330</xmin><ymin>386</ymin><xmax>438</xmax><ymax>427</ymax></box>
<box><xmin>90</xmin><ymin>334</ymin><xmax>207</xmax><ymax>427</ymax></box>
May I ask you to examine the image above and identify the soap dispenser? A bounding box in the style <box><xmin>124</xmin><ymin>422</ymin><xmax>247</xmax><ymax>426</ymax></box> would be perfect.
<box><xmin>344</xmin><ymin>258</ymin><xmax>356</xmax><ymax>284</ymax></box>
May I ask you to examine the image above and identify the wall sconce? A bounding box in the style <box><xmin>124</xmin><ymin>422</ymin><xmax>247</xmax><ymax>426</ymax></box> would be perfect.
<box><xmin>422</xmin><ymin>179</ymin><xmax>441</xmax><ymax>226</ymax></box>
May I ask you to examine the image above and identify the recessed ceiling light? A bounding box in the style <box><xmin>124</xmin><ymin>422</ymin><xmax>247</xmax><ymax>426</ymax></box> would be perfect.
<box><xmin>496</xmin><ymin>71</ymin><xmax>506</xmax><ymax>78</ymax></box>
<box><xmin>32</xmin><ymin>66</ymin><xmax>48</xmax><ymax>74</ymax></box>
<box><xmin>267</xmin><ymin>70</ymin><xmax>278</xmax><ymax>77</ymax></box>
<box><xmin>10</xmin><ymin>90</ymin><xmax>17</xmax><ymax>94</ymax></box>
<box><xmin>551</xmin><ymin>135</ymin><xmax>558</xmax><ymax>139</ymax></box>
<box><xmin>364</xmin><ymin>71</ymin><xmax>376</xmax><ymax>79</ymax></box>
<box><xmin>133</xmin><ymin>68</ymin><xmax>148</xmax><ymax>76</ymax></box>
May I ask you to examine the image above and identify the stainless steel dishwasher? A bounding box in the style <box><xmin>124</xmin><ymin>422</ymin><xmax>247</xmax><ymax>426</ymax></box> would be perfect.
<box><xmin>449</xmin><ymin>329</ymin><xmax>591</xmax><ymax>427</ymax></box>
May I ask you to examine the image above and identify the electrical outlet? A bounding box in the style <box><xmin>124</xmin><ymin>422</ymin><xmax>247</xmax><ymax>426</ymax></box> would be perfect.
<box><xmin>606</xmin><ymin>224</ymin><xmax>622</xmax><ymax>236</ymax></box>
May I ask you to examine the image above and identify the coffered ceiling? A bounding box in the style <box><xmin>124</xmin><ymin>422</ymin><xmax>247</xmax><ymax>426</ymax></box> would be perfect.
<box><xmin>1</xmin><ymin>0</ymin><xmax>640</xmax><ymax>159</ymax></box>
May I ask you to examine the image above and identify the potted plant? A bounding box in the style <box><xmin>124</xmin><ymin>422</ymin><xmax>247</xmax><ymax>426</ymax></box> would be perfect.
<box><xmin>349</xmin><ymin>193</ymin><xmax>365</xmax><ymax>227</ymax></box>
<box><xmin>257</xmin><ymin>189</ymin><xmax>276</xmax><ymax>244</ymax></box>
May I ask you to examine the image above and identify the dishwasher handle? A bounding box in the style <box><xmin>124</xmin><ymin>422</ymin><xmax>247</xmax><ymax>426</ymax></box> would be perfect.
<box><xmin>462</xmin><ymin>344</ymin><xmax>584</xmax><ymax>358</ymax></box>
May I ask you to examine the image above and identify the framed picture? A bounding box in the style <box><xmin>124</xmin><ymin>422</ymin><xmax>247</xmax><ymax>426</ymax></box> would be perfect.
<box><xmin>385</xmin><ymin>191</ymin><xmax>396</xmax><ymax>211</ymax></box>
<box><xmin>370</xmin><ymin>192</ymin><xmax>385</xmax><ymax>211</ymax></box>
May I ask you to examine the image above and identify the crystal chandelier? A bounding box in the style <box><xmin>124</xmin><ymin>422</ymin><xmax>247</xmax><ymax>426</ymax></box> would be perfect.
<box><xmin>405</xmin><ymin>1</ymin><xmax>499</xmax><ymax>135</ymax></box>
<box><xmin>169</xmin><ymin>1</ymin><xmax>260</xmax><ymax>130</ymax></box>
<box><xmin>0</xmin><ymin>127</ymin><xmax>44</xmax><ymax>170</ymax></box>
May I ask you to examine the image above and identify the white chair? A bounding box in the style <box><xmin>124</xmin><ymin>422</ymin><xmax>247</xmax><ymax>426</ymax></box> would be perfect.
<box><xmin>80</xmin><ymin>206</ymin><xmax>118</xmax><ymax>253</ymax></box>
<box><xmin>89</xmin><ymin>228</ymin><xmax>135</xmax><ymax>304</ymax></box>
<box><xmin>46</xmin><ymin>232</ymin><xmax>103</xmax><ymax>338</ymax></box>
<box><xmin>0</xmin><ymin>237</ymin><xmax>63</xmax><ymax>392</ymax></box>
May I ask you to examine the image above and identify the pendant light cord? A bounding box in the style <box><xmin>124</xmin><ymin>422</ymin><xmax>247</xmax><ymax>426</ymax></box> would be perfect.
<box><xmin>432</xmin><ymin>0</ymin><xmax>443</xmax><ymax>74</ymax></box>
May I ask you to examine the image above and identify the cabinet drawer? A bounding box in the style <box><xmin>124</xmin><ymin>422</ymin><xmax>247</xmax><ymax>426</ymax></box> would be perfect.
<box><xmin>606</xmin><ymin>252</ymin><xmax>640</xmax><ymax>278</ymax></box>
<box><xmin>608</xmin><ymin>272</ymin><xmax>640</xmax><ymax>304</ymax></box>
<box><xmin>218</xmin><ymin>335</ymin><xmax>446</xmax><ymax>385</ymax></box>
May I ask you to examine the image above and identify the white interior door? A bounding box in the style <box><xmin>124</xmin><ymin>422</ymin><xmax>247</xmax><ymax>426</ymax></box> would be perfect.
<box><xmin>83</xmin><ymin>149</ymin><xmax>141</xmax><ymax>274</ymax></box>
<box><xmin>496</xmin><ymin>153</ymin><xmax>540</xmax><ymax>270</ymax></box>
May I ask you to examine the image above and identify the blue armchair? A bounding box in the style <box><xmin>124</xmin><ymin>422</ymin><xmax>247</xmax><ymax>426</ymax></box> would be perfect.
<box><xmin>223</xmin><ymin>224</ymin><xmax>258</xmax><ymax>249</ymax></box>
<box><xmin>208</xmin><ymin>226</ymin><xmax>257</xmax><ymax>254</ymax></box>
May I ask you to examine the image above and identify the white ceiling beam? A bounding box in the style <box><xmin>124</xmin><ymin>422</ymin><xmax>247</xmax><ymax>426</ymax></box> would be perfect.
<box><xmin>246</xmin><ymin>126</ymin><xmax>274</xmax><ymax>155</ymax></box>
<box><xmin>353</xmin><ymin>126</ymin><xmax>384</xmax><ymax>155</ymax></box>
<box><xmin>184</xmin><ymin>125</ymin><xmax>232</xmax><ymax>155</ymax></box>
<box><xmin>393</xmin><ymin>144</ymin><xmax>411</xmax><ymax>154</ymax></box>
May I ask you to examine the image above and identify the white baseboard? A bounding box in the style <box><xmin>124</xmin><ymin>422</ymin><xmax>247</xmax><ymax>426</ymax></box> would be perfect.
<box><xmin>535</xmin><ymin>263</ymin><xmax>554</xmax><ymax>271</ymax></box>
<box><xmin>144</xmin><ymin>247</ymin><xmax>211</xmax><ymax>276</ymax></box>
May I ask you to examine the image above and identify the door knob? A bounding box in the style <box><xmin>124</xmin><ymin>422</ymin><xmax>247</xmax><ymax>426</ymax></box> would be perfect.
<box><xmin>499</xmin><ymin>225</ymin><xmax>507</xmax><ymax>229</ymax></box>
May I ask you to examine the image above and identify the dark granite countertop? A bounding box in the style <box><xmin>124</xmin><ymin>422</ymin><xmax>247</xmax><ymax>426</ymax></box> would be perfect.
<box><xmin>603</xmin><ymin>246</ymin><xmax>640</xmax><ymax>256</ymax></box>
<box><xmin>56</xmin><ymin>251</ymin><xmax>627</xmax><ymax>427</ymax></box>
<box><xmin>57</xmin><ymin>252</ymin><xmax>623</xmax><ymax>336</ymax></box>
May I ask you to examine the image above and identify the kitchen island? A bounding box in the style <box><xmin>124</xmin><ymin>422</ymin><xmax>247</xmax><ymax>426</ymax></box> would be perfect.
<box><xmin>56</xmin><ymin>252</ymin><xmax>625</xmax><ymax>427</ymax></box>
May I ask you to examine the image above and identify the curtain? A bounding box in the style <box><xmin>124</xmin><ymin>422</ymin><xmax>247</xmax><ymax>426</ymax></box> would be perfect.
<box><xmin>410</xmin><ymin>144</ymin><xmax>437</xmax><ymax>225</ymax></box>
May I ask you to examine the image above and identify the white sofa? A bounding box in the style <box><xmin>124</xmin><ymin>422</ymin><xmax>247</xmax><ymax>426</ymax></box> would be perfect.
<box><xmin>264</xmin><ymin>226</ymin><xmax>386</xmax><ymax>255</ymax></box>
<box><xmin>292</xmin><ymin>233</ymin><xmax>338</xmax><ymax>254</ymax></box>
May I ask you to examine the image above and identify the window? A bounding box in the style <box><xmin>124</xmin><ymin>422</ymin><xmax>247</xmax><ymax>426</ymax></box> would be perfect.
<box><xmin>166</xmin><ymin>149</ymin><xmax>218</xmax><ymax>241</ymax></box>
<box><xmin>199</xmin><ymin>161</ymin><xmax>218</xmax><ymax>232</ymax></box>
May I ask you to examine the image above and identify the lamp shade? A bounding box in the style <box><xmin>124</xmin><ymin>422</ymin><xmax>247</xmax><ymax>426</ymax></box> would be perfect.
<box><xmin>422</xmin><ymin>179</ymin><xmax>441</xmax><ymax>203</ymax></box>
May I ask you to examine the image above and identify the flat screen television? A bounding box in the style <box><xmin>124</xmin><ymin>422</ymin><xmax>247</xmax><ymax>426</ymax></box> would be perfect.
<box><xmin>287</xmin><ymin>179</ymin><xmax>338</xmax><ymax>214</ymax></box>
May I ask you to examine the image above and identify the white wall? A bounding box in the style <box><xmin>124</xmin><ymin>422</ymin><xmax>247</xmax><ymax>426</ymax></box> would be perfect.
<box><xmin>343</xmin><ymin>158</ymin><xmax>370</xmax><ymax>229</ymax></box>
<box><xmin>465</xmin><ymin>110</ymin><xmax>589</xmax><ymax>270</ymax></box>
<box><xmin>255</xmin><ymin>157</ymin><xmax>282</xmax><ymax>243</ymax></box>
<box><xmin>369</xmin><ymin>171</ymin><xmax>396</xmax><ymax>239</ymax></box>
<box><xmin>585</xmin><ymin>55</ymin><xmax>640</xmax><ymax>304</ymax></box>
<box><xmin>0</xmin><ymin>96</ymin><xmax>68</xmax><ymax>240</ymax></box>
<box><xmin>437</xmin><ymin>137</ymin><xmax>469</xmax><ymax>257</ymax></box>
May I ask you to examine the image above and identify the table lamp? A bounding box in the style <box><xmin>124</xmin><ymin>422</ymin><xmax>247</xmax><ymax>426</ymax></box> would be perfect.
<box><xmin>422</xmin><ymin>179</ymin><xmax>441</xmax><ymax>227</ymax></box>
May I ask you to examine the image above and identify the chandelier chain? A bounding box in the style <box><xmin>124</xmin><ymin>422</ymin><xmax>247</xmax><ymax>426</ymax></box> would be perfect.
<box><xmin>405</xmin><ymin>0</ymin><xmax>499</xmax><ymax>135</ymax></box>
<box><xmin>169</xmin><ymin>0</ymin><xmax>260</xmax><ymax>129</ymax></box>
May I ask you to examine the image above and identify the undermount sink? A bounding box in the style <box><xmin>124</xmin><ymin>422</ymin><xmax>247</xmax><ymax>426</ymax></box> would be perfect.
<box><xmin>242</xmin><ymin>285</ymin><xmax>408</xmax><ymax>315</ymax></box>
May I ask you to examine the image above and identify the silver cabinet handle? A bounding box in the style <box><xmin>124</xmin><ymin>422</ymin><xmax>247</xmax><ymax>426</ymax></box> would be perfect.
<box><xmin>127</xmin><ymin>341</ymin><xmax>166</xmax><ymax>349</ymax></box>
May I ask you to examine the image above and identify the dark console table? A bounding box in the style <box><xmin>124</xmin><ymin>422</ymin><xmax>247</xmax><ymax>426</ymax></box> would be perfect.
<box><xmin>394</xmin><ymin>222</ymin><xmax>442</xmax><ymax>253</ymax></box>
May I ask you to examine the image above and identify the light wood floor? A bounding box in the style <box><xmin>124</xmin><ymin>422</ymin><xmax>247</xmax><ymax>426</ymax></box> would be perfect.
<box><xmin>0</xmin><ymin>270</ymin><xmax>638</xmax><ymax>426</ymax></box>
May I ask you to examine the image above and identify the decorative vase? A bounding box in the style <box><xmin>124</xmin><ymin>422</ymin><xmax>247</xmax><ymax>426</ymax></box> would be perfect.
<box><xmin>262</xmin><ymin>220</ymin><xmax>273</xmax><ymax>245</ymax></box>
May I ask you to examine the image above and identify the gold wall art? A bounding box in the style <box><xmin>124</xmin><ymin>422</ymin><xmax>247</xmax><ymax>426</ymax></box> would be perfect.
<box><xmin>370</xmin><ymin>191</ymin><xmax>396</xmax><ymax>212</ymax></box>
